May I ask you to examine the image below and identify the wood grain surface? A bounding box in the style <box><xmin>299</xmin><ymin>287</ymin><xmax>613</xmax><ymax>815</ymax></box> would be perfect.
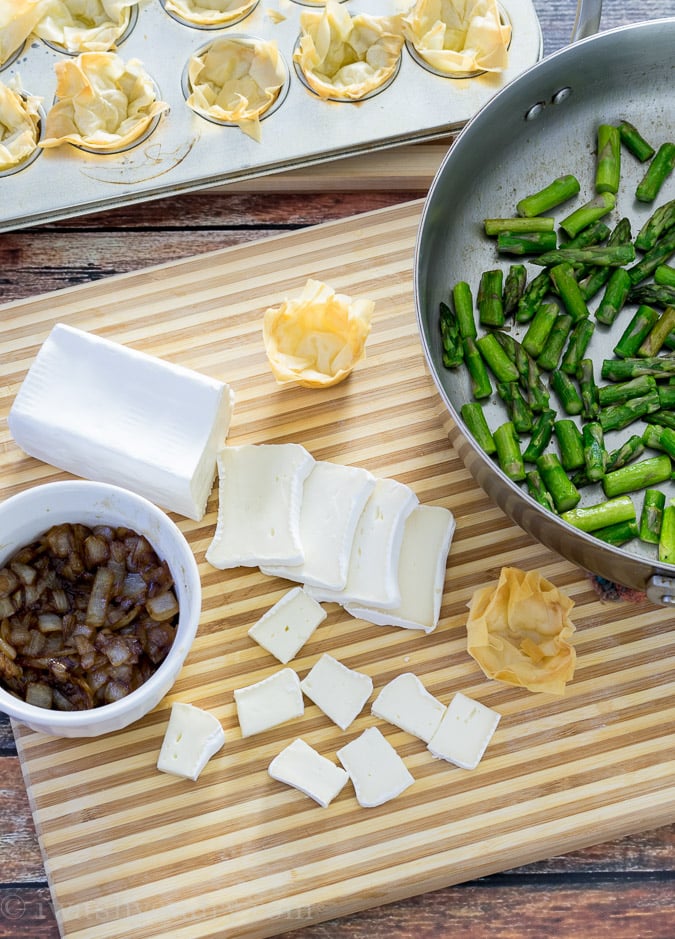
<box><xmin>1</xmin><ymin>1</ymin><xmax>674</xmax><ymax>937</ymax></box>
<box><xmin>1</xmin><ymin>200</ymin><xmax>674</xmax><ymax>939</ymax></box>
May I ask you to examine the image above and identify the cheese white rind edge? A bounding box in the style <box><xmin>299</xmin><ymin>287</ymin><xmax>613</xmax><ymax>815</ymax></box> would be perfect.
<box><xmin>156</xmin><ymin>702</ymin><xmax>226</xmax><ymax>782</ymax></box>
<box><xmin>233</xmin><ymin>667</ymin><xmax>305</xmax><ymax>737</ymax></box>
<box><xmin>336</xmin><ymin>726</ymin><xmax>414</xmax><ymax>808</ymax></box>
<box><xmin>371</xmin><ymin>672</ymin><xmax>446</xmax><ymax>744</ymax></box>
<box><xmin>268</xmin><ymin>738</ymin><xmax>349</xmax><ymax>807</ymax></box>
<box><xmin>247</xmin><ymin>586</ymin><xmax>327</xmax><ymax>664</ymax></box>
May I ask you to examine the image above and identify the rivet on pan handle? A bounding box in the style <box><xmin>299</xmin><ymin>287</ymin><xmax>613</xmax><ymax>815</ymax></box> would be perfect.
<box><xmin>645</xmin><ymin>575</ymin><xmax>675</xmax><ymax>606</ymax></box>
<box><xmin>570</xmin><ymin>0</ymin><xmax>603</xmax><ymax>42</ymax></box>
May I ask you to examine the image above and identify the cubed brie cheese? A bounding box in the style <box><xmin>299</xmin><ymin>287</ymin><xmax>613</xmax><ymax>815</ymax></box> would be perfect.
<box><xmin>427</xmin><ymin>691</ymin><xmax>500</xmax><ymax>770</ymax></box>
<box><xmin>248</xmin><ymin>586</ymin><xmax>326</xmax><ymax>664</ymax></box>
<box><xmin>234</xmin><ymin>667</ymin><xmax>304</xmax><ymax>737</ymax></box>
<box><xmin>206</xmin><ymin>443</ymin><xmax>314</xmax><ymax>569</ymax></box>
<box><xmin>300</xmin><ymin>653</ymin><xmax>373</xmax><ymax>730</ymax></box>
<box><xmin>371</xmin><ymin>672</ymin><xmax>446</xmax><ymax>744</ymax></box>
<box><xmin>305</xmin><ymin>477</ymin><xmax>418</xmax><ymax>610</ymax></box>
<box><xmin>268</xmin><ymin>738</ymin><xmax>349</xmax><ymax>807</ymax></box>
<box><xmin>346</xmin><ymin>504</ymin><xmax>455</xmax><ymax>632</ymax></box>
<box><xmin>261</xmin><ymin>460</ymin><xmax>376</xmax><ymax>590</ymax></box>
<box><xmin>337</xmin><ymin>726</ymin><xmax>414</xmax><ymax>807</ymax></box>
<box><xmin>8</xmin><ymin>323</ymin><xmax>235</xmax><ymax>521</ymax></box>
<box><xmin>156</xmin><ymin>702</ymin><xmax>225</xmax><ymax>782</ymax></box>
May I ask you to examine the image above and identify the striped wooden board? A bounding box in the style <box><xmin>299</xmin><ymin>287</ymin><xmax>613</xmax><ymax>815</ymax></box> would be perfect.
<box><xmin>2</xmin><ymin>201</ymin><xmax>674</xmax><ymax>939</ymax></box>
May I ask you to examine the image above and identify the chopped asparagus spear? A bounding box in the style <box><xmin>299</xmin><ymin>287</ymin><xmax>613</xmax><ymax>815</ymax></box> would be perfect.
<box><xmin>515</xmin><ymin>269</ymin><xmax>552</xmax><ymax>324</ymax></box>
<box><xmin>532</xmin><ymin>244</ymin><xmax>636</xmax><ymax>268</ymax></box>
<box><xmin>613</xmin><ymin>305</ymin><xmax>660</xmax><ymax>358</ymax></box>
<box><xmin>659</xmin><ymin>503</ymin><xmax>675</xmax><ymax>564</ymax></box>
<box><xmin>461</xmin><ymin>402</ymin><xmax>496</xmax><ymax>455</ymax></box>
<box><xmin>561</xmin><ymin>319</ymin><xmax>595</xmax><ymax>375</ymax></box>
<box><xmin>594</xmin><ymin>519</ymin><xmax>639</xmax><ymax>546</ymax></box>
<box><xmin>439</xmin><ymin>301</ymin><xmax>463</xmax><ymax>368</ymax></box>
<box><xmin>598</xmin><ymin>390</ymin><xmax>661</xmax><ymax>433</ymax></box>
<box><xmin>595</xmin><ymin>125</ymin><xmax>621</xmax><ymax>195</ymax></box>
<box><xmin>554</xmin><ymin>419</ymin><xmax>585</xmax><ymax>471</ymax></box>
<box><xmin>582</xmin><ymin>421</ymin><xmax>607</xmax><ymax>482</ymax></box>
<box><xmin>577</xmin><ymin>357</ymin><xmax>600</xmax><ymax>420</ymax></box>
<box><xmin>452</xmin><ymin>281</ymin><xmax>477</xmax><ymax>339</ymax></box>
<box><xmin>549</xmin><ymin>262</ymin><xmax>589</xmax><ymax>323</ymax></box>
<box><xmin>497</xmin><ymin>381</ymin><xmax>533</xmax><ymax>434</ymax></box>
<box><xmin>561</xmin><ymin>495</ymin><xmax>635</xmax><ymax>532</ymax></box>
<box><xmin>601</xmin><ymin>356</ymin><xmax>675</xmax><ymax>381</ymax></box>
<box><xmin>523</xmin><ymin>408</ymin><xmax>556</xmax><ymax>463</ymax></box>
<box><xmin>497</xmin><ymin>231</ymin><xmax>558</xmax><ymax>256</ymax></box>
<box><xmin>551</xmin><ymin>369</ymin><xmax>583</xmax><ymax>416</ymax></box>
<box><xmin>655</xmin><ymin>265</ymin><xmax>675</xmax><ymax>287</ymax></box>
<box><xmin>637</xmin><ymin>305</ymin><xmax>675</xmax><ymax>357</ymax></box>
<box><xmin>628</xmin><ymin>225</ymin><xmax>675</xmax><ymax>286</ymax></box>
<box><xmin>494</xmin><ymin>421</ymin><xmax>526</xmax><ymax>481</ymax></box>
<box><xmin>516</xmin><ymin>174</ymin><xmax>580</xmax><ymax>218</ymax></box>
<box><xmin>477</xmin><ymin>269</ymin><xmax>504</xmax><ymax>327</ymax></box>
<box><xmin>572</xmin><ymin>434</ymin><xmax>645</xmax><ymax>488</ymax></box>
<box><xmin>641</xmin><ymin>422</ymin><xmax>675</xmax><ymax>461</ymax></box>
<box><xmin>635</xmin><ymin>199</ymin><xmax>675</xmax><ymax>252</ymax></box>
<box><xmin>536</xmin><ymin>452</ymin><xmax>580</xmax><ymax>512</ymax></box>
<box><xmin>526</xmin><ymin>469</ymin><xmax>556</xmax><ymax>512</ymax></box>
<box><xmin>602</xmin><ymin>454</ymin><xmax>672</xmax><ymax>498</ymax></box>
<box><xmin>476</xmin><ymin>333</ymin><xmax>519</xmax><ymax>383</ymax></box>
<box><xmin>628</xmin><ymin>284</ymin><xmax>675</xmax><ymax>308</ymax></box>
<box><xmin>597</xmin><ymin>374</ymin><xmax>658</xmax><ymax>407</ymax></box>
<box><xmin>560</xmin><ymin>192</ymin><xmax>616</xmax><ymax>238</ymax></box>
<box><xmin>618</xmin><ymin>120</ymin><xmax>655</xmax><ymax>163</ymax></box>
<box><xmin>537</xmin><ymin>313</ymin><xmax>573</xmax><ymax>371</ymax></box>
<box><xmin>579</xmin><ymin>217</ymin><xmax>633</xmax><ymax>301</ymax></box>
<box><xmin>522</xmin><ymin>302</ymin><xmax>559</xmax><ymax>358</ymax></box>
<box><xmin>595</xmin><ymin>267</ymin><xmax>632</xmax><ymax>326</ymax></box>
<box><xmin>503</xmin><ymin>264</ymin><xmax>527</xmax><ymax>317</ymax></box>
<box><xmin>639</xmin><ymin>489</ymin><xmax>666</xmax><ymax>544</ymax></box>
<box><xmin>636</xmin><ymin>142</ymin><xmax>675</xmax><ymax>203</ymax></box>
<box><xmin>463</xmin><ymin>337</ymin><xmax>493</xmax><ymax>399</ymax></box>
<box><xmin>484</xmin><ymin>217</ymin><xmax>555</xmax><ymax>235</ymax></box>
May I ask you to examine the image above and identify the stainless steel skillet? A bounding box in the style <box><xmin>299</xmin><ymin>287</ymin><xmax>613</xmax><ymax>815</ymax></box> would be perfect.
<box><xmin>414</xmin><ymin>2</ymin><xmax>675</xmax><ymax>602</ymax></box>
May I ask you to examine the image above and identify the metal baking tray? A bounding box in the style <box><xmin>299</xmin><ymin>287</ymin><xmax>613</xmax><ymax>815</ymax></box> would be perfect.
<box><xmin>0</xmin><ymin>0</ymin><xmax>542</xmax><ymax>232</ymax></box>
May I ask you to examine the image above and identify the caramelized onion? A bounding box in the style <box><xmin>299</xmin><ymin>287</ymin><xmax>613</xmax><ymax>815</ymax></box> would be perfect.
<box><xmin>0</xmin><ymin>523</ymin><xmax>179</xmax><ymax>711</ymax></box>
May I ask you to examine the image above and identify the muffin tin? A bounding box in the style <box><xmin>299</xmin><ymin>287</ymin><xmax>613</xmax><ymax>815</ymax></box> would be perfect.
<box><xmin>0</xmin><ymin>0</ymin><xmax>542</xmax><ymax>232</ymax></box>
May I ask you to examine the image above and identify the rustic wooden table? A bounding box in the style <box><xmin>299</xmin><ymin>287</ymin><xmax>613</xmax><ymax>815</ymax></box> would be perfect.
<box><xmin>1</xmin><ymin>1</ymin><xmax>674</xmax><ymax>937</ymax></box>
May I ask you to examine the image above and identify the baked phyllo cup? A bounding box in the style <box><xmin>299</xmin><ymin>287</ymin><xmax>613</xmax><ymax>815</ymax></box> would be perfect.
<box><xmin>162</xmin><ymin>0</ymin><xmax>259</xmax><ymax>29</ymax></box>
<box><xmin>293</xmin><ymin>0</ymin><xmax>405</xmax><ymax>101</ymax></box>
<box><xmin>403</xmin><ymin>0</ymin><xmax>511</xmax><ymax>78</ymax></box>
<box><xmin>0</xmin><ymin>0</ymin><xmax>44</xmax><ymax>69</ymax></box>
<box><xmin>40</xmin><ymin>52</ymin><xmax>169</xmax><ymax>153</ymax></box>
<box><xmin>185</xmin><ymin>36</ymin><xmax>287</xmax><ymax>143</ymax></box>
<box><xmin>0</xmin><ymin>81</ymin><xmax>42</xmax><ymax>174</ymax></box>
<box><xmin>34</xmin><ymin>0</ymin><xmax>140</xmax><ymax>54</ymax></box>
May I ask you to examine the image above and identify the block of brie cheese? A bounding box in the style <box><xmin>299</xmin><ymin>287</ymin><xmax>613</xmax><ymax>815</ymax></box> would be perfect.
<box><xmin>268</xmin><ymin>737</ymin><xmax>349</xmax><ymax>807</ymax></box>
<box><xmin>248</xmin><ymin>586</ymin><xmax>327</xmax><ymax>664</ymax></box>
<box><xmin>234</xmin><ymin>667</ymin><xmax>304</xmax><ymax>737</ymax></box>
<box><xmin>427</xmin><ymin>692</ymin><xmax>500</xmax><ymax>770</ymax></box>
<box><xmin>337</xmin><ymin>726</ymin><xmax>414</xmax><ymax>807</ymax></box>
<box><xmin>305</xmin><ymin>477</ymin><xmax>418</xmax><ymax>610</ymax></box>
<box><xmin>261</xmin><ymin>460</ymin><xmax>376</xmax><ymax>590</ymax></box>
<box><xmin>206</xmin><ymin>443</ymin><xmax>314</xmax><ymax>569</ymax></box>
<box><xmin>371</xmin><ymin>672</ymin><xmax>446</xmax><ymax>744</ymax></box>
<box><xmin>156</xmin><ymin>702</ymin><xmax>226</xmax><ymax>781</ymax></box>
<box><xmin>300</xmin><ymin>652</ymin><xmax>373</xmax><ymax>730</ymax></box>
<box><xmin>8</xmin><ymin>323</ymin><xmax>235</xmax><ymax>521</ymax></box>
<box><xmin>346</xmin><ymin>504</ymin><xmax>455</xmax><ymax>632</ymax></box>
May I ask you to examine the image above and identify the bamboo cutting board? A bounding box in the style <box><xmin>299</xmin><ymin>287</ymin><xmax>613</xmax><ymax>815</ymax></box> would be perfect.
<box><xmin>1</xmin><ymin>201</ymin><xmax>674</xmax><ymax>939</ymax></box>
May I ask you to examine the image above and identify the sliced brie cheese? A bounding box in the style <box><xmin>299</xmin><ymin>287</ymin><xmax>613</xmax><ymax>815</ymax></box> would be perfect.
<box><xmin>234</xmin><ymin>667</ymin><xmax>304</xmax><ymax>737</ymax></box>
<box><xmin>346</xmin><ymin>503</ymin><xmax>455</xmax><ymax>632</ymax></box>
<box><xmin>305</xmin><ymin>477</ymin><xmax>418</xmax><ymax>609</ymax></box>
<box><xmin>156</xmin><ymin>702</ymin><xmax>225</xmax><ymax>781</ymax></box>
<box><xmin>337</xmin><ymin>726</ymin><xmax>414</xmax><ymax>807</ymax></box>
<box><xmin>8</xmin><ymin>323</ymin><xmax>235</xmax><ymax>521</ymax></box>
<box><xmin>261</xmin><ymin>460</ymin><xmax>376</xmax><ymax>590</ymax></box>
<box><xmin>248</xmin><ymin>586</ymin><xmax>326</xmax><ymax>664</ymax></box>
<box><xmin>300</xmin><ymin>652</ymin><xmax>373</xmax><ymax>730</ymax></box>
<box><xmin>268</xmin><ymin>737</ymin><xmax>349</xmax><ymax>807</ymax></box>
<box><xmin>427</xmin><ymin>691</ymin><xmax>500</xmax><ymax>770</ymax></box>
<box><xmin>371</xmin><ymin>672</ymin><xmax>446</xmax><ymax>744</ymax></box>
<box><xmin>206</xmin><ymin>443</ymin><xmax>314</xmax><ymax>569</ymax></box>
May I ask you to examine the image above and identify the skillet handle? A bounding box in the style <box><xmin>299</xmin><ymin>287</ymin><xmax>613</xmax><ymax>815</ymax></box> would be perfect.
<box><xmin>570</xmin><ymin>0</ymin><xmax>603</xmax><ymax>41</ymax></box>
<box><xmin>645</xmin><ymin>575</ymin><xmax>675</xmax><ymax>606</ymax></box>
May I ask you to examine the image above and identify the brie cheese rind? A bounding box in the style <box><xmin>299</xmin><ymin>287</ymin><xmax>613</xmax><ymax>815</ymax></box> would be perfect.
<box><xmin>268</xmin><ymin>738</ymin><xmax>349</xmax><ymax>807</ymax></box>
<box><xmin>186</xmin><ymin>37</ymin><xmax>286</xmax><ymax>143</ymax></box>
<box><xmin>206</xmin><ymin>444</ymin><xmax>315</xmax><ymax>569</ymax></box>
<box><xmin>337</xmin><ymin>726</ymin><xmax>414</xmax><ymax>807</ymax></box>
<box><xmin>371</xmin><ymin>672</ymin><xmax>446</xmax><ymax>744</ymax></box>
<box><xmin>263</xmin><ymin>279</ymin><xmax>373</xmax><ymax>388</ymax></box>
<box><xmin>403</xmin><ymin>0</ymin><xmax>510</xmax><ymax>75</ymax></box>
<box><xmin>157</xmin><ymin>702</ymin><xmax>226</xmax><ymax>782</ymax></box>
<box><xmin>261</xmin><ymin>461</ymin><xmax>376</xmax><ymax>590</ymax></box>
<box><xmin>34</xmin><ymin>0</ymin><xmax>139</xmax><ymax>53</ymax></box>
<box><xmin>427</xmin><ymin>691</ymin><xmax>500</xmax><ymax>769</ymax></box>
<box><xmin>40</xmin><ymin>52</ymin><xmax>168</xmax><ymax>152</ymax></box>
<box><xmin>248</xmin><ymin>587</ymin><xmax>327</xmax><ymax>664</ymax></box>
<box><xmin>166</xmin><ymin>0</ymin><xmax>258</xmax><ymax>27</ymax></box>
<box><xmin>306</xmin><ymin>477</ymin><xmax>418</xmax><ymax>610</ymax></box>
<box><xmin>346</xmin><ymin>503</ymin><xmax>455</xmax><ymax>632</ymax></box>
<box><xmin>300</xmin><ymin>653</ymin><xmax>373</xmax><ymax>731</ymax></box>
<box><xmin>294</xmin><ymin>0</ymin><xmax>405</xmax><ymax>101</ymax></box>
<box><xmin>0</xmin><ymin>81</ymin><xmax>42</xmax><ymax>172</ymax></box>
<box><xmin>0</xmin><ymin>0</ymin><xmax>44</xmax><ymax>67</ymax></box>
<box><xmin>8</xmin><ymin>323</ymin><xmax>235</xmax><ymax>522</ymax></box>
<box><xmin>234</xmin><ymin>668</ymin><xmax>304</xmax><ymax>737</ymax></box>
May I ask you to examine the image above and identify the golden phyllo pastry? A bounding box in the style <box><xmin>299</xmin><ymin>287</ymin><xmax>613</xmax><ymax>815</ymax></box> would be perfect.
<box><xmin>0</xmin><ymin>0</ymin><xmax>45</xmax><ymax>67</ymax></box>
<box><xmin>466</xmin><ymin>567</ymin><xmax>576</xmax><ymax>695</ymax></box>
<box><xmin>34</xmin><ymin>0</ymin><xmax>139</xmax><ymax>53</ymax></box>
<box><xmin>404</xmin><ymin>0</ymin><xmax>510</xmax><ymax>75</ymax></box>
<box><xmin>263</xmin><ymin>278</ymin><xmax>373</xmax><ymax>388</ymax></box>
<box><xmin>165</xmin><ymin>0</ymin><xmax>258</xmax><ymax>27</ymax></box>
<box><xmin>0</xmin><ymin>81</ymin><xmax>41</xmax><ymax>171</ymax></box>
<box><xmin>40</xmin><ymin>53</ymin><xmax>168</xmax><ymax>152</ymax></box>
<box><xmin>294</xmin><ymin>0</ymin><xmax>405</xmax><ymax>101</ymax></box>
<box><xmin>186</xmin><ymin>37</ymin><xmax>286</xmax><ymax>143</ymax></box>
